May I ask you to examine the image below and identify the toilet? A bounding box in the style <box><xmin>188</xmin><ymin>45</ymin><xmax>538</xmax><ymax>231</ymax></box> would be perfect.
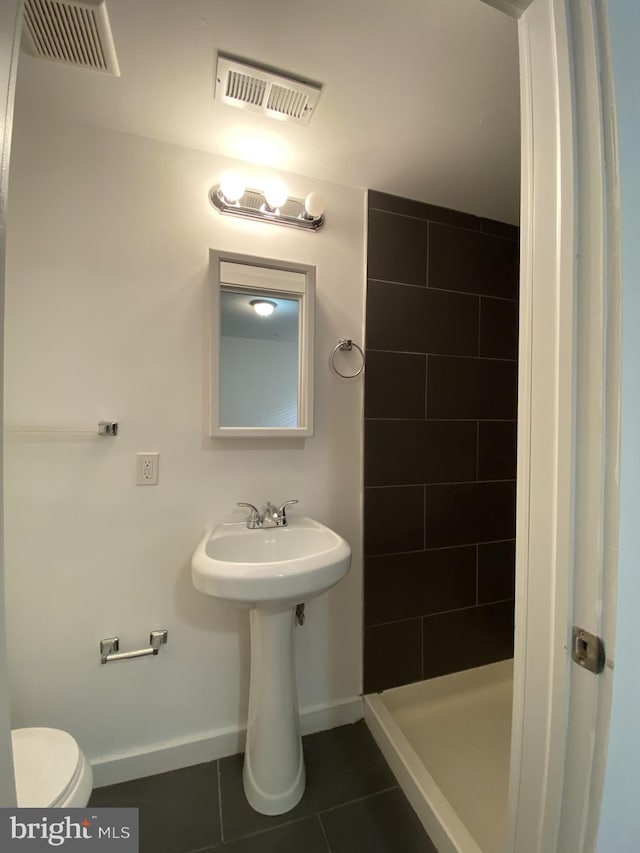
<box><xmin>11</xmin><ymin>728</ymin><xmax>92</xmax><ymax>808</ymax></box>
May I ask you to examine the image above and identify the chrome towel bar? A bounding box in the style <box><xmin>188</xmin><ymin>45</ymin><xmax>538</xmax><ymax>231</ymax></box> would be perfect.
<box><xmin>100</xmin><ymin>630</ymin><xmax>168</xmax><ymax>664</ymax></box>
<box><xmin>6</xmin><ymin>420</ymin><xmax>118</xmax><ymax>438</ymax></box>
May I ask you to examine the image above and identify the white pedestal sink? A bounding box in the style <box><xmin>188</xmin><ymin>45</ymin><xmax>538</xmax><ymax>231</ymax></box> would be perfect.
<box><xmin>191</xmin><ymin>516</ymin><xmax>351</xmax><ymax>815</ymax></box>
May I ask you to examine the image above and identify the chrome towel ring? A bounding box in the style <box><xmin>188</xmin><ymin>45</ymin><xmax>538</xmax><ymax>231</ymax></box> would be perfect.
<box><xmin>330</xmin><ymin>339</ymin><xmax>365</xmax><ymax>379</ymax></box>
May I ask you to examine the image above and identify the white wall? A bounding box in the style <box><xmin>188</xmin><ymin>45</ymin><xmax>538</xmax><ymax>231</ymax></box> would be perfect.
<box><xmin>4</xmin><ymin>106</ymin><xmax>365</xmax><ymax>783</ymax></box>
<box><xmin>596</xmin><ymin>2</ymin><xmax>640</xmax><ymax>850</ymax></box>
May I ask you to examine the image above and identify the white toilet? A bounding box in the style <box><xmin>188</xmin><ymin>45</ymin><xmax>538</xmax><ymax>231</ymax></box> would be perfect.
<box><xmin>11</xmin><ymin>728</ymin><xmax>92</xmax><ymax>808</ymax></box>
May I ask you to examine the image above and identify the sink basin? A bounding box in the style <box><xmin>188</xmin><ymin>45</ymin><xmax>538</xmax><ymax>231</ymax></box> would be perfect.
<box><xmin>191</xmin><ymin>514</ymin><xmax>352</xmax><ymax>817</ymax></box>
<box><xmin>192</xmin><ymin>516</ymin><xmax>351</xmax><ymax>607</ymax></box>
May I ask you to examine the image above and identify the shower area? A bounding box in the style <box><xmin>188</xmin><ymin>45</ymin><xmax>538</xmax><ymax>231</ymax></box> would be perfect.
<box><xmin>362</xmin><ymin>188</ymin><xmax>519</xmax><ymax>853</ymax></box>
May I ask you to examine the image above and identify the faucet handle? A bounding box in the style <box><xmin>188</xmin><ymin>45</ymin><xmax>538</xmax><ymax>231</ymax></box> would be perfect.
<box><xmin>237</xmin><ymin>502</ymin><xmax>261</xmax><ymax>528</ymax></box>
<box><xmin>278</xmin><ymin>499</ymin><xmax>299</xmax><ymax>526</ymax></box>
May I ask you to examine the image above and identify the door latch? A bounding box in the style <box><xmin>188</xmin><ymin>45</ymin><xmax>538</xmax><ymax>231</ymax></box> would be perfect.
<box><xmin>571</xmin><ymin>626</ymin><xmax>605</xmax><ymax>674</ymax></box>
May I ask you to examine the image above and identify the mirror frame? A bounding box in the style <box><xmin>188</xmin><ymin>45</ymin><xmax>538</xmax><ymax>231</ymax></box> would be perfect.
<box><xmin>209</xmin><ymin>249</ymin><xmax>315</xmax><ymax>438</ymax></box>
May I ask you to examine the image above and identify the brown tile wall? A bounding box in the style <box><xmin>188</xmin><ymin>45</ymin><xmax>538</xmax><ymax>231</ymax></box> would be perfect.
<box><xmin>363</xmin><ymin>189</ymin><xmax>519</xmax><ymax>693</ymax></box>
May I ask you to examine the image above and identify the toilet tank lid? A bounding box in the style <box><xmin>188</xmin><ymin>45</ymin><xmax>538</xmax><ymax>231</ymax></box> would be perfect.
<box><xmin>11</xmin><ymin>727</ymin><xmax>81</xmax><ymax>808</ymax></box>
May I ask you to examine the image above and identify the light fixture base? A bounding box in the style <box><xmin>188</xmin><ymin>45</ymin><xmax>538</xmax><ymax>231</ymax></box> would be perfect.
<box><xmin>210</xmin><ymin>186</ymin><xmax>325</xmax><ymax>232</ymax></box>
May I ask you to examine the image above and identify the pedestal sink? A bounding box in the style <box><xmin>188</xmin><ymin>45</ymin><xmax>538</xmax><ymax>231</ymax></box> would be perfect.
<box><xmin>191</xmin><ymin>516</ymin><xmax>351</xmax><ymax>815</ymax></box>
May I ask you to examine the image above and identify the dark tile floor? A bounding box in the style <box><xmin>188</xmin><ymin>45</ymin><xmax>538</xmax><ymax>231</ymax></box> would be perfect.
<box><xmin>90</xmin><ymin>722</ymin><xmax>437</xmax><ymax>853</ymax></box>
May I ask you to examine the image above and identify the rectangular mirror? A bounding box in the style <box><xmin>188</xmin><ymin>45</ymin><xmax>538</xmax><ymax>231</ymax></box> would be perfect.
<box><xmin>210</xmin><ymin>250</ymin><xmax>315</xmax><ymax>437</ymax></box>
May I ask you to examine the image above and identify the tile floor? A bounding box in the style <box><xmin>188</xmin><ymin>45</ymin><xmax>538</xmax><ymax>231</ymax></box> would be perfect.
<box><xmin>90</xmin><ymin>722</ymin><xmax>437</xmax><ymax>853</ymax></box>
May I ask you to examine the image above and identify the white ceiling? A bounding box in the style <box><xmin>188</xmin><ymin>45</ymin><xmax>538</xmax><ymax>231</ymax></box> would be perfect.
<box><xmin>15</xmin><ymin>0</ymin><xmax>521</xmax><ymax>223</ymax></box>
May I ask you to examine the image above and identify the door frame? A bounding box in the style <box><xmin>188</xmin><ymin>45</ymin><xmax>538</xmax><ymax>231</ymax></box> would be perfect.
<box><xmin>0</xmin><ymin>0</ymin><xmax>22</xmax><ymax>809</ymax></box>
<box><xmin>506</xmin><ymin>0</ymin><xmax>618</xmax><ymax>850</ymax></box>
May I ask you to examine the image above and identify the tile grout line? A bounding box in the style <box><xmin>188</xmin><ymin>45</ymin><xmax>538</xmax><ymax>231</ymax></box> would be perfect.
<box><xmin>364</xmin><ymin>347</ymin><xmax>518</xmax><ymax>363</ymax></box>
<box><xmin>316</xmin><ymin>784</ymin><xmax>400</xmax><ymax>818</ymax></box>
<box><xmin>367</xmin><ymin>478</ymin><xmax>517</xmax><ymax>490</ymax></box>
<box><xmin>316</xmin><ymin>813</ymin><xmax>333</xmax><ymax>853</ymax></box>
<box><xmin>364</xmin><ymin>417</ymin><xmax>518</xmax><ymax>422</ymax></box>
<box><xmin>211</xmin><ymin>813</ymin><xmax>318</xmax><ymax>848</ymax></box>
<box><xmin>425</xmin><ymin>220</ymin><xmax>430</xmax><ymax>289</ymax></box>
<box><xmin>365</xmin><ymin>536</ymin><xmax>516</xmax><ymax>560</ymax></box>
<box><xmin>363</xmin><ymin>481</ymin><xmax>515</xmax><ymax>491</ymax></box>
<box><xmin>366</xmin><ymin>598</ymin><xmax>516</xmax><ymax>629</ymax></box>
<box><xmin>369</xmin><ymin>204</ymin><xmax>483</xmax><ymax>230</ymax></box>
<box><xmin>424</xmin><ymin>353</ymin><xmax>429</xmax><ymax>419</ymax></box>
<box><xmin>369</xmin><ymin>204</ymin><xmax>519</xmax><ymax>243</ymax></box>
<box><xmin>363</xmin><ymin>415</ymin><xmax>518</xmax><ymax>424</ymax></box>
<box><xmin>204</xmin><ymin>785</ymin><xmax>403</xmax><ymax>851</ymax></box>
<box><xmin>188</xmin><ymin>842</ymin><xmax>227</xmax><ymax>853</ymax></box>
<box><xmin>367</xmin><ymin>277</ymin><xmax>519</xmax><ymax>301</ymax></box>
<box><xmin>423</xmin><ymin>484</ymin><xmax>427</xmax><ymax>552</ymax></box>
<box><xmin>217</xmin><ymin>759</ymin><xmax>224</xmax><ymax>844</ymax></box>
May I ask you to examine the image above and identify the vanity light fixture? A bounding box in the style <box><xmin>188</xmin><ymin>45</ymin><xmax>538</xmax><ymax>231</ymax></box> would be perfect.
<box><xmin>250</xmin><ymin>299</ymin><xmax>277</xmax><ymax>317</ymax></box>
<box><xmin>219</xmin><ymin>171</ymin><xmax>246</xmax><ymax>204</ymax></box>
<box><xmin>210</xmin><ymin>173</ymin><xmax>326</xmax><ymax>231</ymax></box>
<box><xmin>263</xmin><ymin>179</ymin><xmax>289</xmax><ymax>212</ymax></box>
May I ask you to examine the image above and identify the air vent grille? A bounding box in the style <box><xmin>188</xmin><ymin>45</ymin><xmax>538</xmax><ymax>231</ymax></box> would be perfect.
<box><xmin>22</xmin><ymin>0</ymin><xmax>120</xmax><ymax>76</ymax></box>
<box><xmin>225</xmin><ymin>71</ymin><xmax>266</xmax><ymax>107</ymax></box>
<box><xmin>266</xmin><ymin>85</ymin><xmax>309</xmax><ymax>121</ymax></box>
<box><xmin>215</xmin><ymin>53</ymin><xmax>322</xmax><ymax>126</ymax></box>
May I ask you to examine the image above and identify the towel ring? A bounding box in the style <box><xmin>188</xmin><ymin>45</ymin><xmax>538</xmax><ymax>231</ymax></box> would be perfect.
<box><xmin>330</xmin><ymin>339</ymin><xmax>365</xmax><ymax>379</ymax></box>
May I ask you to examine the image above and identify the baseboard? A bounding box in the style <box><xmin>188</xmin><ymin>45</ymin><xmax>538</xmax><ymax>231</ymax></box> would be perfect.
<box><xmin>297</xmin><ymin>695</ymin><xmax>363</xmax><ymax>736</ymax></box>
<box><xmin>92</xmin><ymin>695</ymin><xmax>363</xmax><ymax>788</ymax></box>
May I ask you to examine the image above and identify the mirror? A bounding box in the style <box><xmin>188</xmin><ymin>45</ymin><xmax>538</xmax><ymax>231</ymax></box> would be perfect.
<box><xmin>210</xmin><ymin>250</ymin><xmax>315</xmax><ymax>437</ymax></box>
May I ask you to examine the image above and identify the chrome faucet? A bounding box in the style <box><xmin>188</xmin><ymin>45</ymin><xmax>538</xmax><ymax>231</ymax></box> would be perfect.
<box><xmin>236</xmin><ymin>502</ymin><xmax>262</xmax><ymax>529</ymax></box>
<box><xmin>237</xmin><ymin>500</ymin><xmax>299</xmax><ymax>529</ymax></box>
<box><xmin>260</xmin><ymin>501</ymin><xmax>281</xmax><ymax>528</ymax></box>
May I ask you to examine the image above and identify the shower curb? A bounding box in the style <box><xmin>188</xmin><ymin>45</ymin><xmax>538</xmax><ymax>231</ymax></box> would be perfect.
<box><xmin>364</xmin><ymin>693</ymin><xmax>482</xmax><ymax>853</ymax></box>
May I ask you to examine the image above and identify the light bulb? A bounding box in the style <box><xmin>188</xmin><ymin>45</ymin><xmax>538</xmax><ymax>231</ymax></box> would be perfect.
<box><xmin>250</xmin><ymin>299</ymin><xmax>277</xmax><ymax>317</ymax></box>
<box><xmin>219</xmin><ymin>171</ymin><xmax>245</xmax><ymax>203</ymax></box>
<box><xmin>263</xmin><ymin>179</ymin><xmax>288</xmax><ymax>210</ymax></box>
<box><xmin>304</xmin><ymin>192</ymin><xmax>326</xmax><ymax>219</ymax></box>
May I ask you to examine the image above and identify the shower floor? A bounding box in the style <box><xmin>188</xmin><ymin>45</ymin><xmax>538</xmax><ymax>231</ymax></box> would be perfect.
<box><xmin>365</xmin><ymin>659</ymin><xmax>513</xmax><ymax>853</ymax></box>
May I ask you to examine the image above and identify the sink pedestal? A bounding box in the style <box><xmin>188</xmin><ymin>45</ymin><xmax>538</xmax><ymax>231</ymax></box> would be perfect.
<box><xmin>243</xmin><ymin>606</ymin><xmax>305</xmax><ymax>815</ymax></box>
<box><xmin>191</xmin><ymin>516</ymin><xmax>352</xmax><ymax>814</ymax></box>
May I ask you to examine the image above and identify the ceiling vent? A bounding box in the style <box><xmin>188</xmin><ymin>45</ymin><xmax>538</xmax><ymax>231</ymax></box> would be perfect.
<box><xmin>22</xmin><ymin>0</ymin><xmax>120</xmax><ymax>76</ymax></box>
<box><xmin>215</xmin><ymin>53</ymin><xmax>322</xmax><ymax>126</ymax></box>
